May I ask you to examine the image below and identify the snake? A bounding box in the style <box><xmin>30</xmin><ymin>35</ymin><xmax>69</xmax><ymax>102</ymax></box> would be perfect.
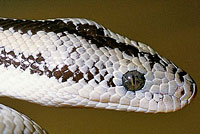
<box><xmin>0</xmin><ymin>17</ymin><xmax>197</xmax><ymax>134</ymax></box>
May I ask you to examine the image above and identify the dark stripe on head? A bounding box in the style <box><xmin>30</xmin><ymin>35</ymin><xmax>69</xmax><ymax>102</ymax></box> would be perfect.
<box><xmin>0</xmin><ymin>46</ymin><xmax>113</xmax><ymax>86</ymax></box>
<box><xmin>0</xmin><ymin>18</ymin><xmax>168</xmax><ymax>76</ymax></box>
<box><xmin>0</xmin><ymin>18</ymin><xmax>140</xmax><ymax>56</ymax></box>
<box><xmin>1</xmin><ymin>18</ymin><xmax>168</xmax><ymax>69</ymax></box>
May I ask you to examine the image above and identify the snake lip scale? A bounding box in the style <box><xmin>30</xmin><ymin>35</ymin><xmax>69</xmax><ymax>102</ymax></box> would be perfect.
<box><xmin>0</xmin><ymin>17</ymin><xmax>197</xmax><ymax>134</ymax></box>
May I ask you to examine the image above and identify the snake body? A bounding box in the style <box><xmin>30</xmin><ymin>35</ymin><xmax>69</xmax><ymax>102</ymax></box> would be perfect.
<box><xmin>0</xmin><ymin>18</ymin><xmax>197</xmax><ymax>134</ymax></box>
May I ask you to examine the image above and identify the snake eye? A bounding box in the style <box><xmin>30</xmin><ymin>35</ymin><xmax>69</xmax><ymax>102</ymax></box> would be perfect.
<box><xmin>122</xmin><ymin>70</ymin><xmax>145</xmax><ymax>92</ymax></box>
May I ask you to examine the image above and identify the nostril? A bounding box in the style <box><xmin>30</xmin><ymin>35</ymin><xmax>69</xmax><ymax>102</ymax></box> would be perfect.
<box><xmin>181</xmin><ymin>90</ymin><xmax>185</xmax><ymax>95</ymax></box>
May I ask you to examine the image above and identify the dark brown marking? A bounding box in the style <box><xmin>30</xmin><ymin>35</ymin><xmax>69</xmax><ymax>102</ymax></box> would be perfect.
<box><xmin>54</xmin><ymin>71</ymin><xmax>62</xmax><ymax>79</ymax></box>
<box><xmin>13</xmin><ymin>61</ymin><xmax>20</xmax><ymax>68</ymax></box>
<box><xmin>61</xmin><ymin>65</ymin><xmax>68</xmax><ymax>72</ymax></box>
<box><xmin>62</xmin><ymin>71</ymin><xmax>73</xmax><ymax>82</ymax></box>
<box><xmin>45</xmin><ymin>70</ymin><xmax>53</xmax><ymax>78</ymax></box>
<box><xmin>28</xmin><ymin>55</ymin><xmax>35</xmax><ymax>62</ymax></box>
<box><xmin>73</xmin><ymin>73</ymin><xmax>83</xmax><ymax>82</ymax></box>
<box><xmin>140</xmin><ymin>52</ymin><xmax>167</xmax><ymax>70</ymax></box>
<box><xmin>108</xmin><ymin>76</ymin><xmax>115</xmax><ymax>87</ymax></box>
<box><xmin>36</xmin><ymin>57</ymin><xmax>45</xmax><ymax>64</ymax></box>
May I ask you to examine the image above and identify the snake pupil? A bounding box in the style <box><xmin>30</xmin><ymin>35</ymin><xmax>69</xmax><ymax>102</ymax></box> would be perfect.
<box><xmin>122</xmin><ymin>70</ymin><xmax>145</xmax><ymax>92</ymax></box>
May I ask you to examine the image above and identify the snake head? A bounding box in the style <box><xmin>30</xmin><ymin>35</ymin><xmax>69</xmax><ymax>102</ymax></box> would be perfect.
<box><xmin>119</xmin><ymin>61</ymin><xmax>197</xmax><ymax>113</ymax></box>
<box><xmin>110</xmin><ymin>42</ymin><xmax>197</xmax><ymax>113</ymax></box>
<box><xmin>0</xmin><ymin>18</ymin><xmax>196</xmax><ymax>114</ymax></box>
<box><xmin>59</xmin><ymin>19</ymin><xmax>197</xmax><ymax>113</ymax></box>
<box><xmin>82</xmin><ymin>40</ymin><xmax>197</xmax><ymax>113</ymax></box>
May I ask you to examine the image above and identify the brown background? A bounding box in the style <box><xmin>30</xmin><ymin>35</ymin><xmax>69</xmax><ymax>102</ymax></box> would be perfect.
<box><xmin>0</xmin><ymin>0</ymin><xmax>199</xmax><ymax>134</ymax></box>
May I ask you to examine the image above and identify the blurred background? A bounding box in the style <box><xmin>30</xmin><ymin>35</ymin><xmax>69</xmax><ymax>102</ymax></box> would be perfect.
<box><xmin>0</xmin><ymin>0</ymin><xmax>199</xmax><ymax>134</ymax></box>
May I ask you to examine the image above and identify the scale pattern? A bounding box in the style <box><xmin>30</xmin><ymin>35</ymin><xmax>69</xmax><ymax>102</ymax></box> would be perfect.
<box><xmin>0</xmin><ymin>18</ymin><xmax>197</xmax><ymax>133</ymax></box>
<box><xmin>0</xmin><ymin>104</ymin><xmax>47</xmax><ymax>134</ymax></box>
